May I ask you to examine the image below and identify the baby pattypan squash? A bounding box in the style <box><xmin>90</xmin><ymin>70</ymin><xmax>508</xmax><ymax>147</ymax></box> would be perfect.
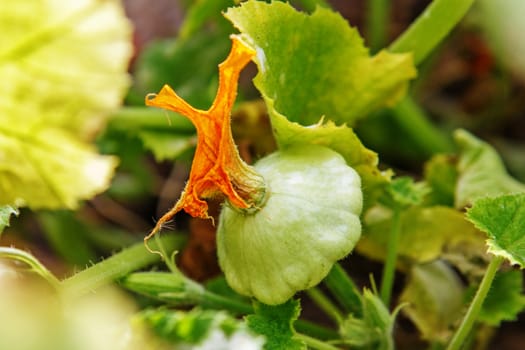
<box><xmin>218</xmin><ymin>144</ymin><xmax>362</xmax><ymax>305</ymax></box>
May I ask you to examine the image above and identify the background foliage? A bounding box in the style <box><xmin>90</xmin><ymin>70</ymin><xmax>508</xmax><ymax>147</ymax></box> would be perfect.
<box><xmin>1</xmin><ymin>1</ymin><xmax>525</xmax><ymax>349</ymax></box>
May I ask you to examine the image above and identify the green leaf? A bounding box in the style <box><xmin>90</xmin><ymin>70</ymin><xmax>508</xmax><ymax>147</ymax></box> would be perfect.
<box><xmin>96</xmin><ymin>124</ymin><xmax>157</xmax><ymax>200</ymax></box>
<box><xmin>380</xmin><ymin>177</ymin><xmax>429</xmax><ymax>209</ymax></box>
<box><xmin>138</xmin><ymin>307</ymin><xmax>264</xmax><ymax>348</ymax></box>
<box><xmin>38</xmin><ymin>211</ymin><xmax>97</xmax><ymax>265</ymax></box>
<box><xmin>105</xmin><ymin>107</ymin><xmax>196</xmax><ymax>162</ymax></box>
<box><xmin>423</xmin><ymin>154</ymin><xmax>458</xmax><ymax>206</ymax></box>
<box><xmin>138</xmin><ymin>130</ymin><xmax>196</xmax><ymax>162</ymax></box>
<box><xmin>455</xmin><ymin>129</ymin><xmax>525</xmax><ymax>208</ymax></box>
<box><xmin>139</xmin><ymin>308</ymin><xmax>214</xmax><ymax>343</ymax></box>
<box><xmin>268</xmin><ymin>106</ymin><xmax>390</xmax><ymax>209</ymax></box>
<box><xmin>340</xmin><ymin>289</ymin><xmax>397</xmax><ymax>350</ymax></box>
<box><xmin>441</xmin><ymin>236</ymin><xmax>492</xmax><ymax>283</ymax></box>
<box><xmin>362</xmin><ymin>289</ymin><xmax>398</xmax><ymax>350</ymax></box>
<box><xmin>0</xmin><ymin>0</ymin><xmax>132</xmax><ymax>209</ymax></box>
<box><xmin>246</xmin><ymin>299</ymin><xmax>306</xmax><ymax>350</ymax></box>
<box><xmin>178</xmin><ymin>0</ymin><xmax>235</xmax><ymax>39</ymax></box>
<box><xmin>359</xmin><ymin>206</ymin><xmax>484</xmax><ymax>265</ymax></box>
<box><xmin>399</xmin><ymin>261</ymin><xmax>465</xmax><ymax>343</ymax></box>
<box><xmin>339</xmin><ymin>316</ymin><xmax>377</xmax><ymax>347</ymax></box>
<box><xmin>466</xmin><ymin>193</ymin><xmax>525</xmax><ymax>268</ymax></box>
<box><xmin>0</xmin><ymin>205</ymin><xmax>18</xmax><ymax>234</ymax></box>
<box><xmin>38</xmin><ymin>210</ymin><xmax>138</xmax><ymax>262</ymax></box>
<box><xmin>225</xmin><ymin>0</ymin><xmax>416</xmax><ymax>126</ymax></box>
<box><xmin>476</xmin><ymin>269</ymin><xmax>525</xmax><ymax>326</ymax></box>
<box><xmin>130</xmin><ymin>30</ymin><xmax>230</xmax><ymax>109</ymax></box>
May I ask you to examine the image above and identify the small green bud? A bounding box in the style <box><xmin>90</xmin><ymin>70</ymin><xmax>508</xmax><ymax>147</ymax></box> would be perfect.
<box><xmin>217</xmin><ymin>144</ymin><xmax>362</xmax><ymax>305</ymax></box>
<box><xmin>122</xmin><ymin>272</ymin><xmax>204</xmax><ymax>305</ymax></box>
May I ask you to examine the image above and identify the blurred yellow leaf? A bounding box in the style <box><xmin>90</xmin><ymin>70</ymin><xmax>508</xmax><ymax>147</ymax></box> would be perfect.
<box><xmin>0</xmin><ymin>0</ymin><xmax>133</xmax><ymax>209</ymax></box>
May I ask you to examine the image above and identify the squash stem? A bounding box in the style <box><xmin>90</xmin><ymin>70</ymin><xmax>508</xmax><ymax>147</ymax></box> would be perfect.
<box><xmin>0</xmin><ymin>247</ymin><xmax>60</xmax><ymax>289</ymax></box>
<box><xmin>296</xmin><ymin>333</ymin><xmax>341</xmax><ymax>350</ymax></box>
<box><xmin>306</xmin><ymin>287</ymin><xmax>344</xmax><ymax>325</ymax></box>
<box><xmin>446</xmin><ymin>256</ymin><xmax>504</xmax><ymax>350</ymax></box>
<box><xmin>367</xmin><ymin>0</ymin><xmax>390</xmax><ymax>53</ymax></box>
<box><xmin>324</xmin><ymin>263</ymin><xmax>363</xmax><ymax>316</ymax></box>
<box><xmin>389</xmin><ymin>0</ymin><xmax>476</xmax><ymax>65</ymax></box>
<box><xmin>380</xmin><ymin>208</ymin><xmax>402</xmax><ymax>307</ymax></box>
<box><xmin>61</xmin><ymin>234</ymin><xmax>185</xmax><ymax>297</ymax></box>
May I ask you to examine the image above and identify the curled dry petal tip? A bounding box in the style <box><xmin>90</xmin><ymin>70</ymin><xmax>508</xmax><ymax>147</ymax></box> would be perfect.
<box><xmin>145</xmin><ymin>36</ymin><xmax>266</xmax><ymax>238</ymax></box>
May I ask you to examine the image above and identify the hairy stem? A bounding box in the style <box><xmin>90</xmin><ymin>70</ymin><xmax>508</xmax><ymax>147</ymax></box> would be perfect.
<box><xmin>447</xmin><ymin>256</ymin><xmax>504</xmax><ymax>350</ymax></box>
<box><xmin>61</xmin><ymin>234</ymin><xmax>185</xmax><ymax>297</ymax></box>
<box><xmin>154</xmin><ymin>232</ymin><xmax>179</xmax><ymax>274</ymax></box>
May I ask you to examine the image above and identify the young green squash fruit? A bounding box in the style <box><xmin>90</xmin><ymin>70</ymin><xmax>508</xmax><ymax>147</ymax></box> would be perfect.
<box><xmin>217</xmin><ymin>144</ymin><xmax>362</xmax><ymax>305</ymax></box>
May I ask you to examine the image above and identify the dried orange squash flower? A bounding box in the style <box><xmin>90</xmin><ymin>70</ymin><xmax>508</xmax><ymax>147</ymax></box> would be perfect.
<box><xmin>145</xmin><ymin>36</ymin><xmax>266</xmax><ymax>239</ymax></box>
